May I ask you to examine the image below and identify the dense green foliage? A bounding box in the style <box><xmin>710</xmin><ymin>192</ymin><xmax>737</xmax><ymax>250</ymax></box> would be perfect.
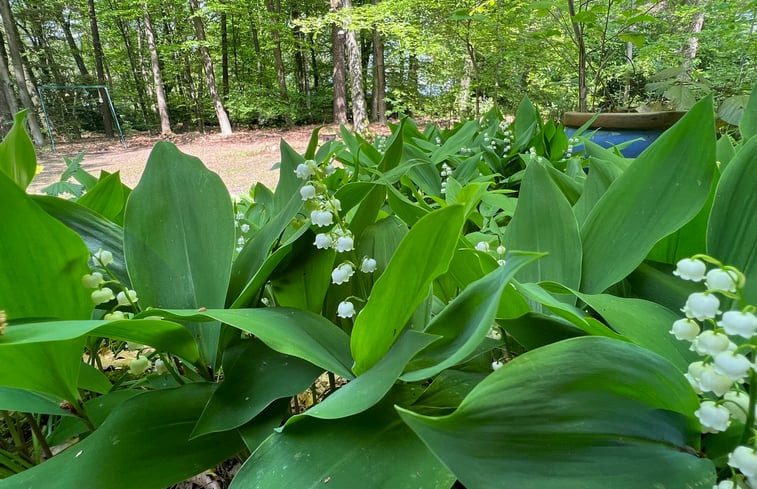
<box><xmin>0</xmin><ymin>84</ymin><xmax>756</xmax><ymax>487</ymax></box>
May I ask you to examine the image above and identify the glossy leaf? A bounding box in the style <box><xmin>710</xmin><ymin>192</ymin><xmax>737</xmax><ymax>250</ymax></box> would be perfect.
<box><xmin>350</xmin><ymin>205</ymin><xmax>465</xmax><ymax>374</ymax></box>
<box><xmin>402</xmin><ymin>254</ymin><xmax>540</xmax><ymax>381</ymax></box>
<box><xmin>0</xmin><ymin>111</ymin><xmax>36</xmax><ymax>190</ymax></box>
<box><xmin>398</xmin><ymin>337</ymin><xmax>714</xmax><ymax>489</ymax></box>
<box><xmin>497</xmin><ymin>312</ymin><xmax>586</xmax><ymax>350</ymax></box>
<box><xmin>193</xmin><ymin>340</ymin><xmax>322</xmax><ymax>437</ymax></box>
<box><xmin>0</xmin><ymin>387</ymin><xmax>70</xmax><ymax>416</ymax></box>
<box><xmin>580</xmin><ymin>96</ymin><xmax>716</xmax><ymax>293</ymax></box>
<box><xmin>1</xmin><ymin>384</ymin><xmax>245</xmax><ymax>489</ymax></box>
<box><xmin>0</xmin><ymin>171</ymin><xmax>92</xmax><ymax>321</ymax></box>
<box><xmin>504</xmin><ymin>161</ymin><xmax>582</xmax><ymax>289</ymax></box>
<box><xmin>270</xmin><ymin>234</ymin><xmax>334</xmax><ymax>314</ymax></box>
<box><xmin>76</xmin><ymin>171</ymin><xmax>129</xmax><ymax>225</ymax></box>
<box><xmin>232</xmin><ymin>399</ymin><xmax>454</xmax><ymax>489</ymax></box>
<box><xmin>32</xmin><ymin>195</ymin><xmax>130</xmax><ymax>287</ymax></box>
<box><xmin>572</xmin><ymin>158</ymin><xmax>622</xmax><ymax>226</ymax></box>
<box><xmin>707</xmin><ymin>136</ymin><xmax>757</xmax><ymax>300</ymax></box>
<box><xmin>124</xmin><ymin>142</ymin><xmax>234</xmax><ymax>366</ymax></box>
<box><xmin>740</xmin><ymin>82</ymin><xmax>757</xmax><ymax>141</ymax></box>
<box><xmin>154</xmin><ymin>308</ymin><xmax>354</xmax><ymax>379</ymax></box>
<box><xmin>291</xmin><ymin>331</ymin><xmax>438</xmax><ymax>421</ymax></box>
<box><xmin>273</xmin><ymin>138</ymin><xmax>304</xmax><ymax>211</ymax></box>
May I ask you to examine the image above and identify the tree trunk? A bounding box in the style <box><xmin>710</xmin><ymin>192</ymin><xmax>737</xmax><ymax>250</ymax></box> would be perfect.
<box><xmin>309</xmin><ymin>35</ymin><xmax>319</xmax><ymax>90</ymax></box>
<box><xmin>568</xmin><ymin>0</ymin><xmax>588</xmax><ymax>112</ymax></box>
<box><xmin>143</xmin><ymin>4</ymin><xmax>172</xmax><ymax>135</ymax></box>
<box><xmin>86</xmin><ymin>0</ymin><xmax>115</xmax><ymax>137</ymax></box>
<box><xmin>220</xmin><ymin>9</ymin><xmax>229</xmax><ymax>97</ymax></box>
<box><xmin>679</xmin><ymin>1</ymin><xmax>705</xmax><ymax>78</ymax></box>
<box><xmin>110</xmin><ymin>1</ymin><xmax>150</xmax><ymax>130</ymax></box>
<box><xmin>458</xmin><ymin>55</ymin><xmax>471</xmax><ymax>117</ymax></box>
<box><xmin>0</xmin><ymin>29</ymin><xmax>18</xmax><ymax>116</ymax></box>
<box><xmin>188</xmin><ymin>0</ymin><xmax>232</xmax><ymax>135</ymax></box>
<box><xmin>248</xmin><ymin>14</ymin><xmax>263</xmax><ymax>83</ymax></box>
<box><xmin>341</xmin><ymin>0</ymin><xmax>367</xmax><ymax>134</ymax></box>
<box><xmin>59</xmin><ymin>12</ymin><xmax>90</xmax><ymax>78</ymax></box>
<box><xmin>264</xmin><ymin>0</ymin><xmax>292</xmax><ymax>125</ymax></box>
<box><xmin>0</xmin><ymin>0</ymin><xmax>44</xmax><ymax>145</ymax></box>
<box><xmin>371</xmin><ymin>18</ymin><xmax>386</xmax><ymax>123</ymax></box>
<box><xmin>330</xmin><ymin>6</ymin><xmax>347</xmax><ymax>125</ymax></box>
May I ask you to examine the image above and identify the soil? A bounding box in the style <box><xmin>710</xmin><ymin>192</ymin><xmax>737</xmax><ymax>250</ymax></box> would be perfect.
<box><xmin>29</xmin><ymin>125</ymin><xmax>330</xmax><ymax>197</ymax></box>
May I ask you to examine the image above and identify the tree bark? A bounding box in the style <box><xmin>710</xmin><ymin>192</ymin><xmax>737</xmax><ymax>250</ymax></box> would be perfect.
<box><xmin>143</xmin><ymin>4</ymin><xmax>172</xmax><ymax>135</ymax></box>
<box><xmin>330</xmin><ymin>2</ymin><xmax>347</xmax><ymax>125</ymax></box>
<box><xmin>679</xmin><ymin>1</ymin><xmax>705</xmax><ymax>78</ymax></box>
<box><xmin>0</xmin><ymin>0</ymin><xmax>44</xmax><ymax>144</ymax></box>
<box><xmin>341</xmin><ymin>0</ymin><xmax>367</xmax><ymax>134</ymax></box>
<box><xmin>0</xmin><ymin>29</ymin><xmax>18</xmax><ymax>116</ymax></box>
<box><xmin>568</xmin><ymin>0</ymin><xmax>588</xmax><ymax>112</ymax></box>
<box><xmin>59</xmin><ymin>12</ymin><xmax>89</xmax><ymax>78</ymax></box>
<box><xmin>86</xmin><ymin>0</ymin><xmax>115</xmax><ymax>137</ymax></box>
<box><xmin>220</xmin><ymin>9</ymin><xmax>229</xmax><ymax>97</ymax></box>
<box><xmin>371</xmin><ymin>18</ymin><xmax>386</xmax><ymax>123</ymax></box>
<box><xmin>248</xmin><ymin>14</ymin><xmax>263</xmax><ymax>83</ymax></box>
<box><xmin>264</xmin><ymin>0</ymin><xmax>292</xmax><ymax>125</ymax></box>
<box><xmin>188</xmin><ymin>0</ymin><xmax>232</xmax><ymax>135</ymax></box>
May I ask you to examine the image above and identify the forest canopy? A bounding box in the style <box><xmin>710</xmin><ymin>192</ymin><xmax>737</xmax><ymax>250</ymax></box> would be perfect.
<box><xmin>0</xmin><ymin>0</ymin><xmax>754</xmax><ymax>143</ymax></box>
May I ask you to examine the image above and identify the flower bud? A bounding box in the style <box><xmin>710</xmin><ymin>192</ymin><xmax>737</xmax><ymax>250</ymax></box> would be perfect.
<box><xmin>335</xmin><ymin>235</ymin><xmax>354</xmax><ymax>253</ymax></box>
<box><xmin>310</xmin><ymin>210</ymin><xmax>334</xmax><ymax>227</ymax></box>
<box><xmin>128</xmin><ymin>356</ymin><xmax>150</xmax><ymax>376</ymax></box>
<box><xmin>691</xmin><ymin>330</ymin><xmax>730</xmax><ymax>356</ymax></box>
<box><xmin>94</xmin><ymin>249</ymin><xmax>114</xmax><ymax>267</ymax></box>
<box><xmin>82</xmin><ymin>272</ymin><xmax>105</xmax><ymax>289</ymax></box>
<box><xmin>728</xmin><ymin>446</ymin><xmax>757</xmax><ymax>478</ymax></box>
<box><xmin>705</xmin><ymin>268</ymin><xmax>738</xmax><ymax>293</ymax></box>
<box><xmin>475</xmin><ymin>241</ymin><xmax>490</xmax><ymax>252</ymax></box>
<box><xmin>723</xmin><ymin>391</ymin><xmax>750</xmax><ymax>424</ymax></box>
<box><xmin>295</xmin><ymin>163</ymin><xmax>314</xmax><ymax>180</ymax></box>
<box><xmin>337</xmin><ymin>300</ymin><xmax>356</xmax><ymax>319</ymax></box>
<box><xmin>360</xmin><ymin>257</ymin><xmax>377</xmax><ymax>273</ymax></box>
<box><xmin>719</xmin><ymin>311</ymin><xmax>757</xmax><ymax>339</ymax></box>
<box><xmin>116</xmin><ymin>289</ymin><xmax>138</xmax><ymax>307</ymax></box>
<box><xmin>670</xmin><ymin>318</ymin><xmax>700</xmax><ymax>341</ymax></box>
<box><xmin>314</xmin><ymin>233</ymin><xmax>332</xmax><ymax>249</ymax></box>
<box><xmin>91</xmin><ymin>287</ymin><xmax>115</xmax><ymax>305</ymax></box>
<box><xmin>491</xmin><ymin>360</ymin><xmax>505</xmax><ymax>371</ymax></box>
<box><xmin>683</xmin><ymin>292</ymin><xmax>721</xmax><ymax>321</ymax></box>
<box><xmin>300</xmin><ymin>184</ymin><xmax>317</xmax><ymax>200</ymax></box>
<box><xmin>331</xmin><ymin>263</ymin><xmax>354</xmax><ymax>285</ymax></box>
<box><xmin>713</xmin><ymin>351</ymin><xmax>752</xmax><ymax>382</ymax></box>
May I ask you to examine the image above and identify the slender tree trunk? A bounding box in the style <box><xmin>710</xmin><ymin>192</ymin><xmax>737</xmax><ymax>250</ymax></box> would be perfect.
<box><xmin>86</xmin><ymin>0</ymin><xmax>115</xmax><ymax>137</ymax></box>
<box><xmin>371</xmin><ymin>19</ymin><xmax>386</xmax><ymax>123</ymax></box>
<box><xmin>110</xmin><ymin>3</ymin><xmax>150</xmax><ymax>130</ymax></box>
<box><xmin>331</xmin><ymin>24</ymin><xmax>347</xmax><ymax>124</ymax></box>
<box><xmin>188</xmin><ymin>0</ymin><xmax>232</xmax><ymax>135</ymax></box>
<box><xmin>248</xmin><ymin>14</ymin><xmax>263</xmax><ymax>83</ymax></box>
<box><xmin>220</xmin><ymin>9</ymin><xmax>229</xmax><ymax>97</ymax></box>
<box><xmin>679</xmin><ymin>1</ymin><xmax>705</xmax><ymax>78</ymax></box>
<box><xmin>143</xmin><ymin>5</ymin><xmax>172</xmax><ymax>135</ymax></box>
<box><xmin>0</xmin><ymin>0</ymin><xmax>44</xmax><ymax>144</ymax></box>
<box><xmin>28</xmin><ymin>17</ymin><xmax>64</xmax><ymax>85</ymax></box>
<box><xmin>59</xmin><ymin>13</ymin><xmax>89</xmax><ymax>78</ymax></box>
<box><xmin>264</xmin><ymin>0</ymin><xmax>291</xmax><ymax>125</ymax></box>
<box><xmin>458</xmin><ymin>55</ymin><xmax>471</xmax><ymax>117</ymax></box>
<box><xmin>341</xmin><ymin>0</ymin><xmax>367</xmax><ymax>133</ymax></box>
<box><xmin>309</xmin><ymin>35</ymin><xmax>319</xmax><ymax>90</ymax></box>
<box><xmin>0</xmin><ymin>29</ymin><xmax>18</xmax><ymax>116</ymax></box>
<box><xmin>568</xmin><ymin>0</ymin><xmax>587</xmax><ymax>111</ymax></box>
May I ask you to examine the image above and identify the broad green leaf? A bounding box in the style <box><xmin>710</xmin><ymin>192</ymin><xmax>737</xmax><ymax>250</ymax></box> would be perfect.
<box><xmin>431</xmin><ymin>121</ymin><xmax>477</xmax><ymax>165</ymax></box>
<box><xmin>192</xmin><ymin>340</ymin><xmax>322</xmax><ymax>438</ymax></box>
<box><xmin>378</xmin><ymin>118</ymin><xmax>404</xmax><ymax>172</ymax></box>
<box><xmin>740</xmin><ymin>82</ymin><xmax>757</xmax><ymax>141</ymax></box>
<box><xmin>0</xmin><ymin>171</ymin><xmax>92</xmax><ymax>321</ymax></box>
<box><xmin>348</xmin><ymin>184</ymin><xmax>386</xmax><ymax>241</ymax></box>
<box><xmin>572</xmin><ymin>158</ymin><xmax>622</xmax><ymax>225</ymax></box>
<box><xmin>154</xmin><ymin>308</ymin><xmax>354</xmax><ymax>379</ymax></box>
<box><xmin>78</xmin><ymin>362</ymin><xmax>112</xmax><ymax>394</ymax></box>
<box><xmin>274</xmin><ymin>138</ymin><xmax>304</xmax><ymax>211</ymax></box>
<box><xmin>411</xmin><ymin>370</ymin><xmax>488</xmax><ymax>410</ymax></box>
<box><xmin>291</xmin><ymin>331</ymin><xmax>438</xmax><ymax>421</ymax></box>
<box><xmin>716</xmin><ymin>135</ymin><xmax>736</xmax><ymax>171</ymax></box>
<box><xmin>304</xmin><ymin>126</ymin><xmax>322</xmax><ymax>160</ymax></box>
<box><xmin>0</xmin><ymin>387</ymin><xmax>70</xmax><ymax>416</ymax></box>
<box><xmin>229</xmin><ymin>188</ymin><xmax>303</xmax><ymax>306</ymax></box>
<box><xmin>76</xmin><ymin>171</ymin><xmax>128</xmax><ymax>225</ymax></box>
<box><xmin>0</xmin><ymin>111</ymin><xmax>36</xmax><ymax>190</ymax></box>
<box><xmin>231</xmin><ymin>399</ymin><xmax>454</xmax><ymax>489</ymax></box>
<box><xmin>402</xmin><ymin>254</ymin><xmax>540</xmax><ymax>381</ymax></box>
<box><xmin>237</xmin><ymin>398</ymin><xmax>291</xmax><ymax>452</ymax></box>
<box><xmin>32</xmin><ymin>195</ymin><xmax>130</xmax><ymax>287</ymax></box>
<box><xmin>580</xmin><ymin>95</ymin><xmax>716</xmax><ymax>293</ymax></box>
<box><xmin>398</xmin><ymin>336</ymin><xmax>714</xmax><ymax>489</ymax></box>
<box><xmin>707</xmin><ymin>136</ymin><xmax>757</xmax><ymax>300</ymax></box>
<box><xmin>356</xmin><ymin>215</ymin><xmax>408</xmax><ymax>279</ymax></box>
<box><xmin>513</xmin><ymin>97</ymin><xmax>539</xmax><ymax>147</ymax></box>
<box><xmin>271</xmin><ymin>234</ymin><xmax>334</xmax><ymax>314</ymax></box>
<box><xmin>1</xmin><ymin>384</ymin><xmax>245</xmax><ymax>489</ymax></box>
<box><xmin>124</xmin><ymin>142</ymin><xmax>234</xmax><ymax>367</ymax></box>
<box><xmin>504</xmin><ymin>161</ymin><xmax>582</xmax><ymax>289</ymax></box>
<box><xmin>497</xmin><ymin>312</ymin><xmax>586</xmax><ymax>350</ymax></box>
<box><xmin>350</xmin><ymin>205</ymin><xmax>465</xmax><ymax>374</ymax></box>
<box><xmin>628</xmin><ymin>262</ymin><xmax>700</xmax><ymax>313</ymax></box>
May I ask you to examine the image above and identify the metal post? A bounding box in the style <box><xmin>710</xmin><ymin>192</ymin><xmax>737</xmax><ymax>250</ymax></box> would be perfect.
<box><xmin>103</xmin><ymin>86</ymin><xmax>127</xmax><ymax>149</ymax></box>
<box><xmin>36</xmin><ymin>86</ymin><xmax>57</xmax><ymax>153</ymax></box>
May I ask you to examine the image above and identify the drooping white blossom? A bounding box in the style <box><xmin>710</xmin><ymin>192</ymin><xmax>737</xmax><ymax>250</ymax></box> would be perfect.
<box><xmin>673</xmin><ymin>258</ymin><xmax>707</xmax><ymax>282</ymax></box>
<box><xmin>691</xmin><ymin>330</ymin><xmax>731</xmax><ymax>356</ymax></box>
<box><xmin>723</xmin><ymin>391</ymin><xmax>750</xmax><ymax>424</ymax></box>
<box><xmin>116</xmin><ymin>289</ymin><xmax>138</xmax><ymax>307</ymax></box>
<box><xmin>300</xmin><ymin>184</ymin><xmax>317</xmax><ymax>200</ymax></box>
<box><xmin>670</xmin><ymin>318</ymin><xmax>700</xmax><ymax>341</ymax></box>
<box><xmin>314</xmin><ymin>233</ymin><xmax>332</xmax><ymax>249</ymax></box>
<box><xmin>94</xmin><ymin>249</ymin><xmax>114</xmax><ymax>267</ymax></box>
<box><xmin>683</xmin><ymin>292</ymin><xmax>721</xmax><ymax>321</ymax></box>
<box><xmin>331</xmin><ymin>263</ymin><xmax>355</xmax><ymax>285</ymax></box>
<box><xmin>334</xmin><ymin>235</ymin><xmax>354</xmax><ymax>253</ymax></box>
<box><xmin>719</xmin><ymin>311</ymin><xmax>757</xmax><ymax>339</ymax></box>
<box><xmin>695</xmin><ymin>400</ymin><xmax>731</xmax><ymax>433</ymax></box>
<box><xmin>705</xmin><ymin>268</ymin><xmax>738</xmax><ymax>293</ymax></box>
<box><xmin>475</xmin><ymin>241</ymin><xmax>490</xmax><ymax>252</ymax></box>
<box><xmin>729</xmin><ymin>446</ymin><xmax>757</xmax><ymax>478</ymax></box>
<box><xmin>360</xmin><ymin>257</ymin><xmax>377</xmax><ymax>273</ymax></box>
<box><xmin>713</xmin><ymin>351</ymin><xmax>753</xmax><ymax>382</ymax></box>
<box><xmin>310</xmin><ymin>210</ymin><xmax>334</xmax><ymax>227</ymax></box>
<box><xmin>91</xmin><ymin>287</ymin><xmax>115</xmax><ymax>305</ymax></box>
<box><xmin>337</xmin><ymin>301</ymin><xmax>356</xmax><ymax>319</ymax></box>
<box><xmin>295</xmin><ymin>162</ymin><xmax>315</xmax><ymax>180</ymax></box>
<box><xmin>82</xmin><ymin>272</ymin><xmax>105</xmax><ymax>289</ymax></box>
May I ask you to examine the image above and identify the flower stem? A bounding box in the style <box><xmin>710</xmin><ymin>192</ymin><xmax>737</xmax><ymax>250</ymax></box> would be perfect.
<box><xmin>23</xmin><ymin>413</ymin><xmax>52</xmax><ymax>460</ymax></box>
<box><xmin>741</xmin><ymin>370</ymin><xmax>757</xmax><ymax>445</ymax></box>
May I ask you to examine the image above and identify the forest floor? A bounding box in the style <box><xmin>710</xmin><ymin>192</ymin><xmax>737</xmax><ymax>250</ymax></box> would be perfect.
<box><xmin>30</xmin><ymin>124</ymin><xmax>355</xmax><ymax>197</ymax></box>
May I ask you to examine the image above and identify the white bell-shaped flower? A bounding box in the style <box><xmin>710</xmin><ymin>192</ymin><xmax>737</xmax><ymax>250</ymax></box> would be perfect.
<box><xmin>360</xmin><ymin>257</ymin><xmax>377</xmax><ymax>273</ymax></box>
<box><xmin>729</xmin><ymin>446</ymin><xmax>757</xmax><ymax>478</ymax></box>
<box><xmin>331</xmin><ymin>263</ymin><xmax>354</xmax><ymax>285</ymax></box>
<box><xmin>300</xmin><ymin>184</ymin><xmax>317</xmax><ymax>200</ymax></box>
<box><xmin>94</xmin><ymin>248</ymin><xmax>114</xmax><ymax>267</ymax></box>
<box><xmin>475</xmin><ymin>241</ymin><xmax>490</xmax><ymax>252</ymax></box>
<box><xmin>723</xmin><ymin>391</ymin><xmax>750</xmax><ymax>424</ymax></box>
<box><xmin>82</xmin><ymin>272</ymin><xmax>105</xmax><ymax>289</ymax></box>
<box><xmin>310</xmin><ymin>210</ymin><xmax>334</xmax><ymax>227</ymax></box>
<box><xmin>691</xmin><ymin>330</ymin><xmax>731</xmax><ymax>356</ymax></box>
<box><xmin>91</xmin><ymin>287</ymin><xmax>115</xmax><ymax>305</ymax></box>
<box><xmin>334</xmin><ymin>235</ymin><xmax>354</xmax><ymax>253</ymax></box>
<box><xmin>116</xmin><ymin>289</ymin><xmax>138</xmax><ymax>307</ymax></box>
<box><xmin>698</xmin><ymin>366</ymin><xmax>734</xmax><ymax>396</ymax></box>
<box><xmin>683</xmin><ymin>292</ymin><xmax>721</xmax><ymax>321</ymax></box>
<box><xmin>695</xmin><ymin>400</ymin><xmax>731</xmax><ymax>433</ymax></box>
<box><xmin>337</xmin><ymin>301</ymin><xmax>356</xmax><ymax>319</ymax></box>
<box><xmin>295</xmin><ymin>163</ymin><xmax>315</xmax><ymax>180</ymax></box>
<box><xmin>673</xmin><ymin>258</ymin><xmax>706</xmax><ymax>282</ymax></box>
<box><xmin>670</xmin><ymin>318</ymin><xmax>700</xmax><ymax>341</ymax></box>
<box><xmin>314</xmin><ymin>233</ymin><xmax>332</xmax><ymax>249</ymax></box>
<box><xmin>719</xmin><ymin>311</ymin><xmax>757</xmax><ymax>339</ymax></box>
<box><xmin>713</xmin><ymin>351</ymin><xmax>753</xmax><ymax>382</ymax></box>
<box><xmin>705</xmin><ymin>268</ymin><xmax>738</xmax><ymax>293</ymax></box>
<box><xmin>491</xmin><ymin>360</ymin><xmax>505</xmax><ymax>371</ymax></box>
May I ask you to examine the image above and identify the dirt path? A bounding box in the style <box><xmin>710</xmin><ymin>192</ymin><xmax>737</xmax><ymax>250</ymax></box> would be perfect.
<box><xmin>30</xmin><ymin>126</ymin><xmax>324</xmax><ymax>197</ymax></box>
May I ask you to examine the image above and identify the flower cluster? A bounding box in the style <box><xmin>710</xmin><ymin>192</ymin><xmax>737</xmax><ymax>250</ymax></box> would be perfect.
<box><xmin>564</xmin><ymin>137</ymin><xmax>579</xmax><ymax>159</ymax></box>
<box><xmin>670</xmin><ymin>255</ymin><xmax>757</xmax><ymax>488</ymax></box>
<box><xmin>83</xmin><ymin>248</ymin><xmax>139</xmax><ymax>315</ymax></box>
<box><xmin>499</xmin><ymin>128</ymin><xmax>513</xmax><ymax>156</ymax></box>
<box><xmin>234</xmin><ymin>210</ymin><xmax>251</xmax><ymax>253</ymax></box>
<box><xmin>474</xmin><ymin>241</ymin><xmax>507</xmax><ymax>267</ymax></box>
<box><xmin>295</xmin><ymin>159</ymin><xmax>376</xmax><ymax>321</ymax></box>
<box><xmin>440</xmin><ymin>163</ymin><xmax>452</xmax><ymax>196</ymax></box>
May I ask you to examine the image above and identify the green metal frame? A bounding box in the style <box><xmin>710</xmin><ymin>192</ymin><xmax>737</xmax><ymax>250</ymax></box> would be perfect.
<box><xmin>36</xmin><ymin>84</ymin><xmax>127</xmax><ymax>153</ymax></box>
